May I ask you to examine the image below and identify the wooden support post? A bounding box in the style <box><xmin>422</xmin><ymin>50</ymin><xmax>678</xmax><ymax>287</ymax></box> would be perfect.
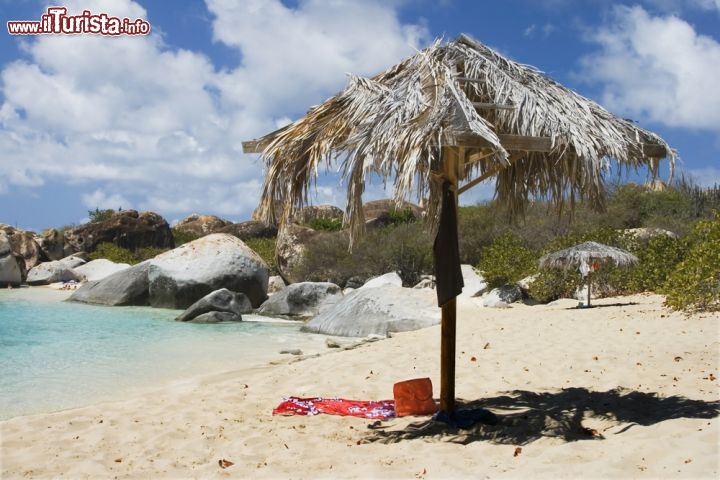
<box><xmin>440</xmin><ymin>298</ymin><xmax>457</xmax><ymax>413</ymax></box>
<box><xmin>439</xmin><ymin>147</ymin><xmax>461</xmax><ymax>415</ymax></box>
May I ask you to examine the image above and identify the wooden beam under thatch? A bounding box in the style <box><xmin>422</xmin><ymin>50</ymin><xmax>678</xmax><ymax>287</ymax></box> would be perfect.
<box><xmin>244</xmin><ymin>132</ymin><xmax>668</xmax><ymax>158</ymax></box>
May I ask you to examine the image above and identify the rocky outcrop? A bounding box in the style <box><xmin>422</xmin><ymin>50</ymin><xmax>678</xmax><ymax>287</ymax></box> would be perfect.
<box><xmin>251</xmin><ymin>203</ymin><xmax>283</xmax><ymax>224</ymax></box>
<box><xmin>68</xmin><ymin>234</ymin><xmax>270</xmax><ymax>309</ymax></box>
<box><xmin>26</xmin><ymin>255</ymin><xmax>86</xmax><ymax>285</ymax></box>
<box><xmin>292</xmin><ymin>205</ymin><xmax>344</xmax><ymax>225</ymax></box>
<box><xmin>74</xmin><ymin>259</ymin><xmax>131</xmax><ymax>282</ymax></box>
<box><xmin>301</xmin><ymin>286</ymin><xmax>438</xmax><ymax>337</ymax></box>
<box><xmin>190</xmin><ymin>311</ymin><xmax>243</xmax><ymax>323</ymax></box>
<box><xmin>360</xmin><ymin>272</ymin><xmax>403</xmax><ymax>289</ymax></box>
<box><xmin>345</xmin><ymin>276</ymin><xmax>365</xmax><ymax>289</ymax></box>
<box><xmin>517</xmin><ymin>275</ymin><xmax>536</xmax><ymax>291</ymax></box>
<box><xmin>58</xmin><ymin>255</ymin><xmax>87</xmax><ymax>269</ymax></box>
<box><xmin>218</xmin><ymin>221</ymin><xmax>277</xmax><ymax>241</ymax></box>
<box><xmin>413</xmin><ymin>276</ymin><xmax>435</xmax><ymax>289</ymax></box>
<box><xmin>174</xmin><ymin>214</ymin><xmax>232</xmax><ymax>237</ymax></box>
<box><xmin>147</xmin><ymin>233</ymin><xmax>269</xmax><ymax>309</ymax></box>
<box><xmin>176</xmin><ymin>288</ymin><xmax>251</xmax><ymax>322</ymax></box>
<box><xmin>275</xmin><ymin>223</ymin><xmax>319</xmax><ymax>284</ymax></box>
<box><xmin>625</xmin><ymin>228</ymin><xmax>679</xmax><ymax>242</ymax></box>
<box><xmin>0</xmin><ymin>224</ymin><xmax>44</xmax><ymax>272</ymax></box>
<box><xmin>363</xmin><ymin>199</ymin><xmax>423</xmax><ymax>228</ymax></box>
<box><xmin>38</xmin><ymin>228</ymin><xmax>73</xmax><ymax>261</ymax></box>
<box><xmin>0</xmin><ymin>231</ymin><xmax>25</xmax><ymax>286</ymax></box>
<box><xmin>460</xmin><ymin>264</ymin><xmax>488</xmax><ymax>297</ymax></box>
<box><xmin>258</xmin><ymin>282</ymin><xmax>342</xmax><ymax>318</ymax></box>
<box><xmin>64</xmin><ymin>210</ymin><xmax>174</xmax><ymax>254</ymax></box>
<box><xmin>482</xmin><ymin>284</ymin><xmax>524</xmax><ymax>308</ymax></box>
<box><xmin>267</xmin><ymin>275</ymin><xmax>286</xmax><ymax>295</ymax></box>
<box><xmin>69</xmin><ymin>262</ymin><xmax>151</xmax><ymax>306</ymax></box>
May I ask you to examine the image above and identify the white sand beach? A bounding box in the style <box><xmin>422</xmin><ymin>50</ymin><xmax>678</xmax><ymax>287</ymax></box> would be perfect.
<box><xmin>1</xmin><ymin>293</ymin><xmax>718</xmax><ymax>479</ymax></box>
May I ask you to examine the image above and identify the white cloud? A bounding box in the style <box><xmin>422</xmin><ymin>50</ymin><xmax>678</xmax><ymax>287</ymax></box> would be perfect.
<box><xmin>207</xmin><ymin>0</ymin><xmax>427</xmax><ymax>122</ymax></box>
<box><xmin>0</xmin><ymin>0</ymin><xmax>428</xmax><ymax>223</ymax></box>
<box><xmin>685</xmin><ymin>166</ymin><xmax>720</xmax><ymax>187</ymax></box>
<box><xmin>579</xmin><ymin>5</ymin><xmax>720</xmax><ymax>135</ymax></box>
<box><xmin>523</xmin><ymin>23</ymin><xmax>555</xmax><ymax>39</ymax></box>
<box><xmin>641</xmin><ymin>0</ymin><xmax>720</xmax><ymax>12</ymax></box>
<box><xmin>690</xmin><ymin>0</ymin><xmax>720</xmax><ymax>10</ymax></box>
<box><xmin>81</xmin><ymin>189</ymin><xmax>132</xmax><ymax>212</ymax></box>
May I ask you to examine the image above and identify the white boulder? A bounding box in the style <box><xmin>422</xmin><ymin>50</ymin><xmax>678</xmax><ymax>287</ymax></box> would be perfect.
<box><xmin>74</xmin><ymin>259</ymin><xmax>130</xmax><ymax>282</ymax></box>
<box><xmin>0</xmin><ymin>232</ymin><xmax>24</xmax><ymax>286</ymax></box>
<box><xmin>460</xmin><ymin>264</ymin><xmax>487</xmax><ymax>297</ymax></box>
<box><xmin>360</xmin><ymin>272</ymin><xmax>403</xmax><ymax>289</ymax></box>
<box><xmin>258</xmin><ymin>282</ymin><xmax>342</xmax><ymax>318</ymax></box>
<box><xmin>147</xmin><ymin>233</ymin><xmax>269</xmax><ymax>309</ymax></box>
<box><xmin>302</xmin><ymin>286</ymin><xmax>438</xmax><ymax>337</ymax></box>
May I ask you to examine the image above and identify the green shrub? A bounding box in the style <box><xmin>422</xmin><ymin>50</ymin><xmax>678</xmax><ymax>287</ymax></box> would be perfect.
<box><xmin>528</xmin><ymin>227</ymin><xmax>627</xmax><ymax>302</ymax></box>
<box><xmin>675</xmin><ymin>176</ymin><xmax>720</xmax><ymax>219</ymax></box>
<box><xmin>379</xmin><ymin>223</ymin><xmax>434</xmax><ymax>286</ymax></box>
<box><xmin>457</xmin><ymin>204</ymin><xmax>503</xmax><ymax>266</ymax></box>
<box><xmin>529</xmin><ymin>268</ymin><xmax>582</xmax><ymax>303</ymax></box>
<box><xmin>89</xmin><ymin>242</ymin><xmax>138</xmax><ymax>265</ymax></box>
<box><xmin>135</xmin><ymin>246</ymin><xmax>167</xmax><ymax>262</ymax></box>
<box><xmin>295</xmin><ymin>231</ymin><xmax>357</xmax><ymax>285</ymax></box>
<box><xmin>663</xmin><ymin>212</ymin><xmax>720</xmax><ymax>312</ymax></box>
<box><xmin>172</xmin><ymin>228</ymin><xmax>199</xmax><ymax>246</ymax></box>
<box><xmin>478</xmin><ymin>233</ymin><xmax>538</xmax><ymax>288</ymax></box>
<box><xmin>603</xmin><ymin>184</ymin><xmax>653</xmax><ymax>229</ymax></box>
<box><xmin>88</xmin><ymin>208</ymin><xmax>116</xmax><ymax>223</ymax></box>
<box><xmin>387</xmin><ymin>208</ymin><xmax>417</xmax><ymax>225</ymax></box>
<box><xmin>307</xmin><ymin>217</ymin><xmax>344</xmax><ymax>232</ymax></box>
<box><xmin>88</xmin><ymin>243</ymin><xmax>168</xmax><ymax>265</ymax></box>
<box><xmin>245</xmin><ymin>237</ymin><xmax>278</xmax><ymax>275</ymax></box>
<box><xmin>298</xmin><ymin>223</ymin><xmax>433</xmax><ymax>287</ymax></box>
<box><xmin>611</xmin><ymin>234</ymin><xmax>687</xmax><ymax>294</ymax></box>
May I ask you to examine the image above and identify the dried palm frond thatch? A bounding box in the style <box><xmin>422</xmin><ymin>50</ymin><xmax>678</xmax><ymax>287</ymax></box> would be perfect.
<box><xmin>539</xmin><ymin>241</ymin><xmax>639</xmax><ymax>307</ymax></box>
<box><xmin>539</xmin><ymin>241</ymin><xmax>639</xmax><ymax>269</ymax></box>
<box><xmin>244</xmin><ymin>33</ymin><xmax>675</xmax><ymax>415</ymax></box>
<box><xmin>244</xmin><ymin>34</ymin><xmax>674</xmax><ymax>242</ymax></box>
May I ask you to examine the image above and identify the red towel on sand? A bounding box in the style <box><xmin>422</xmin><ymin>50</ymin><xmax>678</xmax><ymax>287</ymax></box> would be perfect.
<box><xmin>273</xmin><ymin>397</ymin><xmax>395</xmax><ymax>419</ymax></box>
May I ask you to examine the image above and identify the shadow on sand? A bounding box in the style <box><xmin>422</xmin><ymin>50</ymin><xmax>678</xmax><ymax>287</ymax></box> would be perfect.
<box><xmin>364</xmin><ymin>387</ymin><xmax>719</xmax><ymax>445</ymax></box>
<box><xmin>565</xmin><ymin>302</ymin><xmax>639</xmax><ymax>310</ymax></box>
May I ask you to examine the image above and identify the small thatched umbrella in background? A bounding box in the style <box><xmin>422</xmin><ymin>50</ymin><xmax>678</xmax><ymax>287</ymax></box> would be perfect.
<box><xmin>539</xmin><ymin>241</ymin><xmax>639</xmax><ymax>307</ymax></box>
<box><xmin>243</xmin><ymin>34</ymin><xmax>674</xmax><ymax>418</ymax></box>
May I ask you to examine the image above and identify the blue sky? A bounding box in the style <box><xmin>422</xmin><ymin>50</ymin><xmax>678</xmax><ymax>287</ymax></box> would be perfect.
<box><xmin>1</xmin><ymin>0</ymin><xmax>718</xmax><ymax>232</ymax></box>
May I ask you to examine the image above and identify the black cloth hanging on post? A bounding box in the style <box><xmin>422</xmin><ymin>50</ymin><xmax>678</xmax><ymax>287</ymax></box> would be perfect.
<box><xmin>433</xmin><ymin>180</ymin><xmax>464</xmax><ymax>307</ymax></box>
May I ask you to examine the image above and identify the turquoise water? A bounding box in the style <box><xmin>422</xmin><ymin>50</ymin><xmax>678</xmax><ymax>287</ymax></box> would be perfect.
<box><xmin>0</xmin><ymin>288</ymin><xmax>329</xmax><ymax>420</ymax></box>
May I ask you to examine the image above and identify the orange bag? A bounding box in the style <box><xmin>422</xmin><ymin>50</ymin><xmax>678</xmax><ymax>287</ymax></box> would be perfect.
<box><xmin>393</xmin><ymin>377</ymin><xmax>438</xmax><ymax>417</ymax></box>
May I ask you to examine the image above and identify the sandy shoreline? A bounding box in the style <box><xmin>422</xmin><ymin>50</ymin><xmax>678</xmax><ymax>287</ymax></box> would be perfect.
<box><xmin>1</xmin><ymin>293</ymin><xmax>718</xmax><ymax>479</ymax></box>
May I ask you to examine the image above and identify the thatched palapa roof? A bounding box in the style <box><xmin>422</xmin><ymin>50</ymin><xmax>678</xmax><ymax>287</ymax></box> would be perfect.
<box><xmin>243</xmin><ymin>34</ymin><xmax>674</xmax><ymax>240</ymax></box>
<box><xmin>539</xmin><ymin>241</ymin><xmax>639</xmax><ymax>269</ymax></box>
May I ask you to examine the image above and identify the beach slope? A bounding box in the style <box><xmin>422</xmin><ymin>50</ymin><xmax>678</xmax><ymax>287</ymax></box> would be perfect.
<box><xmin>1</xmin><ymin>293</ymin><xmax>718</xmax><ymax>479</ymax></box>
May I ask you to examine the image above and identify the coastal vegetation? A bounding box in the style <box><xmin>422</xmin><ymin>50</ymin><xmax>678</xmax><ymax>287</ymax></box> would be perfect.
<box><xmin>662</xmin><ymin>211</ymin><xmax>720</xmax><ymax>312</ymax></box>
<box><xmin>244</xmin><ymin>237</ymin><xmax>278</xmax><ymax>275</ymax></box>
<box><xmin>75</xmin><ymin>181</ymin><xmax>719</xmax><ymax>312</ymax></box>
<box><xmin>171</xmin><ymin>228</ymin><xmax>199</xmax><ymax>246</ymax></box>
<box><xmin>88</xmin><ymin>243</ymin><xmax>166</xmax><ymax>265</ymax></box>
<box><xmin>306</xmin><ymin>217</ymin><xmax>343</xmax><ymax>232</ymax></box>
<box><xmin>87</xmin><ymin>208</ymin><xmax>116</xmax><ymax>223</ymax></box>
<box><xmin>297</xmin><ymin>182</ymin><xmax>720</xmax><ymax>312</ymax></box>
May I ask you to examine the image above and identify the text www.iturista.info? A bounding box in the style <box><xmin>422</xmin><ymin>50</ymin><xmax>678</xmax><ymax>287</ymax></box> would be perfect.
<box><xmin>7</xmin><ymin>6</ymin><xmax>151</xmax><ymax>35</ymax></box>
